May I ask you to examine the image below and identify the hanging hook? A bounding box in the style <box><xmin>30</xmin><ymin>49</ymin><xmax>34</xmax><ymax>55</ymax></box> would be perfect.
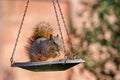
<box><xmin>64</xmin><ymin>54</ymin><xmax>68</xmax><ymax>63</ymax></box>
<box><xmin>10</xmin><ymin>57</ymin><xmax>14</xmax><ymax>65</ymax></box>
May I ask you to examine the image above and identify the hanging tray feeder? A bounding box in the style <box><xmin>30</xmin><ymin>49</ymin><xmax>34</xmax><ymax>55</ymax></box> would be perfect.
<box><xmin>10</xmin><ymin>0</ymin><xmax>85</xmax><ymax>72</ymax></box>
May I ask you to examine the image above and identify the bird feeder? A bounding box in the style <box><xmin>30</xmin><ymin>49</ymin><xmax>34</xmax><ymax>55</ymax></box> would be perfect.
<box><xmin>10</xmin><ymin>0</ymin><xmax>85</xmax><ymax>72</ymax></box>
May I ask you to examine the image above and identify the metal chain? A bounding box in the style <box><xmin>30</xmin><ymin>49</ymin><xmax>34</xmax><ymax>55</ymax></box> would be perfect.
<box><xmin>52</xmin><ymin>0</ymin><xmax>67</xmax><ymax>60</ymax></box>
<box><xmin>56</xmin><ymin>0</ymin><xmax>74</xmax><ymax>58</ymax></box>
<box><xmin>10</xmin><ymin>0</ymin><xmax>30</xmax><ymax>65</ymax></box>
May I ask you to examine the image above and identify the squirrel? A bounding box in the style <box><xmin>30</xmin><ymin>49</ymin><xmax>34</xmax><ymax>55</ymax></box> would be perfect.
<box><xmin>26</xmin><ymin>22</ymin><xmax>61</xmax><ymax>62</ymax></box>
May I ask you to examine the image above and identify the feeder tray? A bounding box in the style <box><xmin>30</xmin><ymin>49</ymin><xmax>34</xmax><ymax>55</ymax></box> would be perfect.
<box><xmin>11</xmin><ymin>59</ymin><xmax>85</xmax><ymax>72</ymax></box>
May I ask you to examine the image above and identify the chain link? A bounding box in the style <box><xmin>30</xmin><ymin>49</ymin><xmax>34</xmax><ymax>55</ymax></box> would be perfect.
<box><xmin>52</xmin><ymin>0</ymin><xmax>74</xmax><ymax>62</ymax></box>
<box><xmin>10</xmin><ymin>0</ymin><xmax>30</xmax><ymax>65</ymax></box>
<box><xmin>52</xmin><ymin>0</ymin><xmax>68</xmax><ymax>61</ymax></box>
<box><xmin>56</xmin><ymin>0</ymin><xmax>74</xmax><ymax>60</ymax></box>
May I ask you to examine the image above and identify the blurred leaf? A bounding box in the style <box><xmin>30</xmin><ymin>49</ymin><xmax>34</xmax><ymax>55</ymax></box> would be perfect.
<box><xmin>70</xmin><ymin>0</ymin><xmax>120</xmax><ymax>79</ymax></box>
<box><xmin>92</xmin><ymin>4</ymin><xmax>100</xmax><ymax>11</ymax></box>
<box><xmin>69</xmin><ymin>20</ymin><xmax>77</xmax><ymax>35</ymax></box>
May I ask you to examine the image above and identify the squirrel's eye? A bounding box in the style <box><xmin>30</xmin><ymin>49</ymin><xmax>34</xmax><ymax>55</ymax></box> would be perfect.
<box><xmin>53</xmin><ymin>42</ymin><xmax>56</xmax><ymax>44</ymax></box>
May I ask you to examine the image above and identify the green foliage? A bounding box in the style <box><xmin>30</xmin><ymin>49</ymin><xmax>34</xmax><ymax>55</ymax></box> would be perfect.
<box><xmin>69</xmin><ymin>20</ymin><xmax>77</xmax><ymax>35</ymax></box>
<box><xmin>70</xmin><ymin>0</ymin><xmax>120</xmax><ymax>79</ymax></box>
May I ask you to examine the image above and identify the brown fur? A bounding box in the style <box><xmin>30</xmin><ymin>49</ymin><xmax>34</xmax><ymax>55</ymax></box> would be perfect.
<box><xmin>25</xmin><ymin>22</ymin><xmax>61</xmax><ymax>62</ymax></box>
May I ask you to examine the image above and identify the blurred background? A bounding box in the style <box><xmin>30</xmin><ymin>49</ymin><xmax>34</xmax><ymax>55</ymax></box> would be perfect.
<box><xmin>0</xmin><ymin>0</ymin><xmax>120</xmax><ymax>80</ymax></box>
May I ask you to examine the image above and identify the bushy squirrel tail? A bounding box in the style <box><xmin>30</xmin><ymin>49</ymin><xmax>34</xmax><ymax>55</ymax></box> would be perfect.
<box><xmin>27</xmin><ymin>22</ymin><xmax>53</xmax><ymax>45</ymax></box>
<box><xmin>32</xmin><ymin>22</ymin><xmax>53</xmax><ymax>40</ymax></box>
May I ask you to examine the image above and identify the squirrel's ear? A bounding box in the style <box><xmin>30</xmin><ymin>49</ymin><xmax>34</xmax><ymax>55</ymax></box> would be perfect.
<box><xmin>57</xmin><ymin>34</ymin><xmax>59</xmax><ymax>37</ymax></box>
<box><xmin>50</xmin><ymin>34</ymin><xmax>53</xmax><ymax>40</ymax></box>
